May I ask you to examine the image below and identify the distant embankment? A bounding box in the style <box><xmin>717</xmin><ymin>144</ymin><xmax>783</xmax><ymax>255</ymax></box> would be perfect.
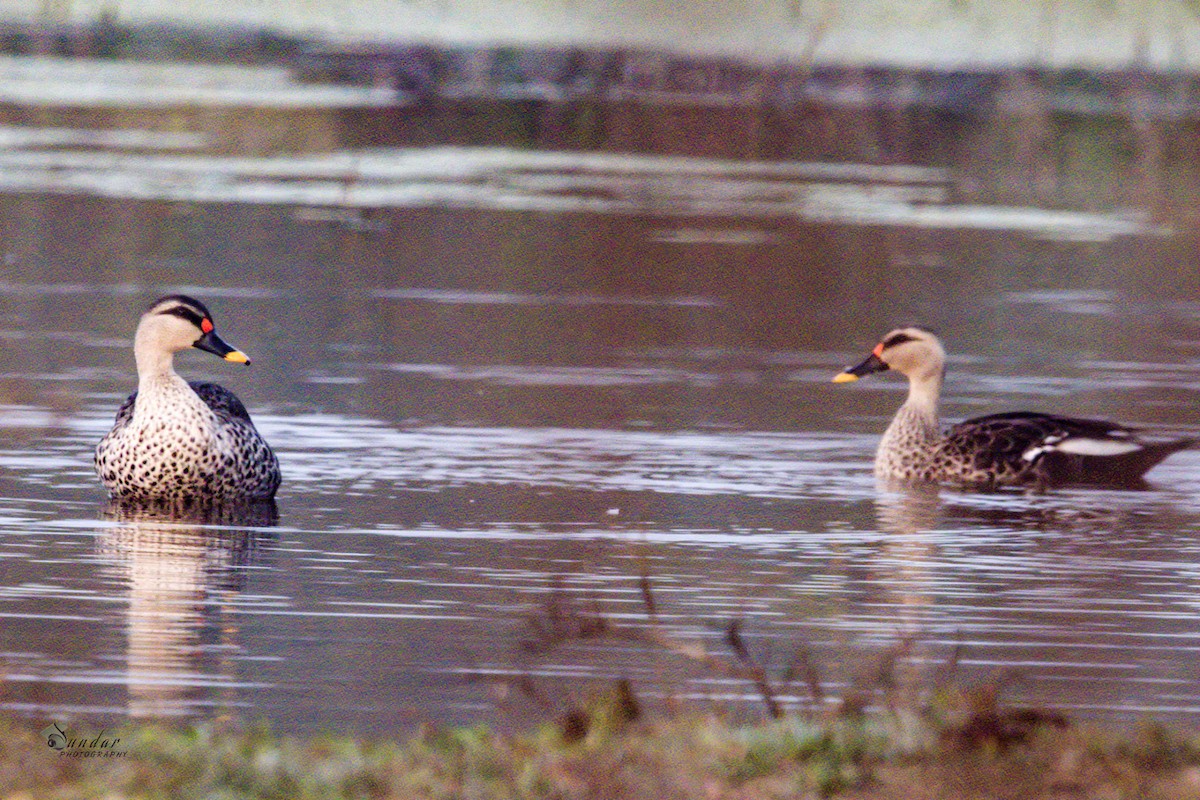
<box><xmin>4</xmin><ymin>0</ymin><xmax>1200</xmax><ymax>69</ymax></box>
<box><xmin>1</xmin><ymin>14</ymin><xmax>1200</xmax><ymax>216</ymax></box>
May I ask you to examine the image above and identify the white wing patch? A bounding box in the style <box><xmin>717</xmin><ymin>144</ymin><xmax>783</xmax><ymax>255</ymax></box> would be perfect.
<box><xmin>1023</xmin><ymin>435</ymin><xmax>1143</xmax><ymax>462</ymax></box>
<box><xmin>1054</xmin><ymin>437</ymin><xmax>1143</xmax><ymax>456</ymax></box>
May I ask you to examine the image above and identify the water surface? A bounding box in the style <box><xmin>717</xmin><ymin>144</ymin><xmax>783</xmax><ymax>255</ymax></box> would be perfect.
<box><xmin>1</xmin><ymin>136</ymin><xmax>1200</xmax><ymax>735</ymax></box>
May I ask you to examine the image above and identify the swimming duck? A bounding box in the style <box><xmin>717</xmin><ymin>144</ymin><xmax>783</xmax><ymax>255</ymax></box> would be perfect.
<box><xmin>833</xmin><ymin>326</ymin><xmax>1193</xmax><ymax>487</ymax></box>
<box><xmin>95</xmin><ymin>295</ymin><xmax>281</xmax><ymax>502</ymax></box>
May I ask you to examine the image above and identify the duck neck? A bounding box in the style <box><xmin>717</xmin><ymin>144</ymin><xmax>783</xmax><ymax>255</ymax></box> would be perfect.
<box><xmin>134</xmin><ymin>327</ymin><xmax>181</xmax><ymax>388</ymax></box>
<box><xmin>902</xmin><ymin>368</ymin><xmax>942</xmax><ymax>425</ymax></box>
<box><xmin>880</xmin><ymin>368</ymin><xmax>943</xmax><ymax>452</ymax></box>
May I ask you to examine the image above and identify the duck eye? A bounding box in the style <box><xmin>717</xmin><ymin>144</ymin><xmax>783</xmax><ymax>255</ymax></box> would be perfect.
<box><xmin>201</xmin><ymin>318</ymin><xmax>213</xmax><ymax>333</ymax></box>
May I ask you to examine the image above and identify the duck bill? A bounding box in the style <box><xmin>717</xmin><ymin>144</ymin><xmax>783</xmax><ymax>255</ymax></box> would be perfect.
<box><xmin>832</xmin><ymin>352</ymin><xmax>888</xmax><ymax>383</ymax></box>
<box><xmin>194</xmin><ymin>330</ymin><xmax>251</xmax><ymax>364</ymax></box>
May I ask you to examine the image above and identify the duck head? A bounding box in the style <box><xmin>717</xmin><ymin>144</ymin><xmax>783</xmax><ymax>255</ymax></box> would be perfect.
<box><xmin>134</xmin><ymin>295</ymin><xmax>250</xmax><ymax>375</ymax></box>
<box><xmin>833</xmin><ymin>326</ymin><xmax>945</xmax><ymax>386</ymax></box>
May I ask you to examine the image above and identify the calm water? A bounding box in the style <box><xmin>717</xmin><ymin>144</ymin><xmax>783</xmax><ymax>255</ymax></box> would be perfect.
<box><xmin>2</xmin><ymin>141</ymin><xmax>1200</xmax><ymax>735</ymax></box>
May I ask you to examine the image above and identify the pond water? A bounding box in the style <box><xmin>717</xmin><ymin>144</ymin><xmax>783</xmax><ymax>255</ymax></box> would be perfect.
<box><xmin>2</xmin><ymin>138</ymin><xmax>1200</xmax><ymax>736</ymax></box>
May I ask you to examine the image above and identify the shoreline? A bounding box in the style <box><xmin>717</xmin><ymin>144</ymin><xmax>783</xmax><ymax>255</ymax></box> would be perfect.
<box><xmin>3</xmin><ymin>2</ymin><xmax>1200</xmax><ymax>70</ymax></box>
<box><xmin>3</xmin><ymin>705</ymin><xmax>1197</xmax><ymax>798</ymax></box>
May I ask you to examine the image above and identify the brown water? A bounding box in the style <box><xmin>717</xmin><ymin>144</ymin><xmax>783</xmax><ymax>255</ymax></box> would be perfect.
<box><xmin>2</xmin><ymin>144</ymin><xmax>1200</xmax><ymax>736</ymax></box>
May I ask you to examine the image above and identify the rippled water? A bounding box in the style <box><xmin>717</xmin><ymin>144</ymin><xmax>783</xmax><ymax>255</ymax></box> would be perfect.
<box><xmin>2</xmin><ymin>138</ymin><xmax>1200</xmax><ymax>735</ymax></box>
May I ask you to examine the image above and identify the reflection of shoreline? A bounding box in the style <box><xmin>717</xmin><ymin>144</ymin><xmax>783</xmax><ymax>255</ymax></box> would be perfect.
<box><xmin>0</xmin><ymin>36</ymin><xmax>1189</xmax><ymax>224</ymax></box>
<box><xmin>0</xmin><ymin>141</ymin><xmax>1152</xmax><ymax>241</ymax></box>
<box><xmin>97</xmin><ymin>501</ymin><xmax>277</xmax><ymax>720</ymax></box>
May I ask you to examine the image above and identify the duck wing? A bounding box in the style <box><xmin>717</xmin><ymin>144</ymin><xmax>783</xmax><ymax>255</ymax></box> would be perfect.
<box><xmin>109</xmin><ymin>391</ymin><xmax>138</xmax><ymax>431</ymax></box>
<box><xmin>189</xmin><ymin>382</ymin><xmax>254</xmax><ymax>424</ymax></box>
<box><xmin>950</xmin><ymin>411</ymin><xmax>1137</xmax><ymax>457</ymax></box>
<box><xmin>945</xmin><ymin>411</ymin><xmax>1189</xmax><ymax>486</ymax></box>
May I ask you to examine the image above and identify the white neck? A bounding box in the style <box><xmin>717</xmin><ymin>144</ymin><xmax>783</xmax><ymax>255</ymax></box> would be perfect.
<box><xmin>903</xmin><ymin>368</ymin><xmax>943</xmax><ymax>420</ymax></box>
<box><xmin>877</xmin><ymin>368</ymin><xmax>943</xmax><ymax>464</ymax></box>
<box><xmin>134</xmin><ymin>323</ymin><xmax>180</xmax><ymax>382</ymax></box>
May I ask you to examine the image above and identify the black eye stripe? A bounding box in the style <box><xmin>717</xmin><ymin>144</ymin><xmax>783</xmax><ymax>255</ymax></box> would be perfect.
<box><xmin>158</xmin><ymin>305</ymin><xmax>207</xmax><ymax>328</ymax></box>
<box><xmin>882</xmin><ymin>332</ymin><xmax>915</xmax><ymax>349</ymax></box>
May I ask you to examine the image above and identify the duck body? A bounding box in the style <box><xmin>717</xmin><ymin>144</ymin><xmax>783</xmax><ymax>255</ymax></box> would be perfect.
<box><xmin>95</xmin><ymin>295</ymin><xmax>281</xmax><ymax>503</ymax></box>
<box><xmin>835</xmin><ymin>327</ymin><xmax>1192</xmax><ymax>488</ymax></box>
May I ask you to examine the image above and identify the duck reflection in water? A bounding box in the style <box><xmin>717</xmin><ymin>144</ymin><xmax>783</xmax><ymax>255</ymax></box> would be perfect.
<box><xmin>871</xmin><ymin>482</ymin><xmax>942</xmax><ymax>635</ymax></box>
<box><xmin>97</xmin><ymin>498</ymin><xmax>277</xmax><ymax>720</ymax></box>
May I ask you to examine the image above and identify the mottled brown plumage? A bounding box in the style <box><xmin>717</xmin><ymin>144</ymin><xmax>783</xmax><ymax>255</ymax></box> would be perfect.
<box><xmin>834</xmin><ymin>327</ymin><xmax>1193</xmax><ymax>488</ymax></box>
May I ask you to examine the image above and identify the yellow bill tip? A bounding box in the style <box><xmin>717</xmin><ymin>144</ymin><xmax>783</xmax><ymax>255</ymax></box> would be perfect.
<box><xmin>832</xmin><ymin>371</ymin><xmax>858</xmax><ymax>383</ymax></box>
<box><xmin>224</xmin><ymin>350</ymin><xmax>251</xmax><ymax>364</ymax></box>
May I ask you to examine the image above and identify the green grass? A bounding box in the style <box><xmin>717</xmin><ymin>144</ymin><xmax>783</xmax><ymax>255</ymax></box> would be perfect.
<box><xmin>3</xmin><ymin>697</ymin><xmax>1200</xmax><ymax>800</ymax></box>
<box><xmin>8</xmin><ymin>579</ymin><xmax>1200</xmax><ymax>799</ymax></box>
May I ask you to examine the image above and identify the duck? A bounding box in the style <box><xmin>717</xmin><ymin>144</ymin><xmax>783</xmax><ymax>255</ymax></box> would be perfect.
<box><xmin>95</xmin><ymin>295</ymin><xmax>281</xmax><ymax>503</ymax></box>
<box><xmin>833</xmin><ymin>326</ymin><xmax>1193</xmax><ymax>488</ymax></box>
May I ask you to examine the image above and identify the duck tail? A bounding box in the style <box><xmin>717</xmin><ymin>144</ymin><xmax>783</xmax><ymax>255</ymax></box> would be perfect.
<box><xmin>1038</xmin><ymin>436</ymin><xmax>1194</xmax><ymax>487</ymax></box>
<box><xmin>1136</xmin><ymin>437</ymin><xmax>1198</xmax><ymax>473</ymax></box>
